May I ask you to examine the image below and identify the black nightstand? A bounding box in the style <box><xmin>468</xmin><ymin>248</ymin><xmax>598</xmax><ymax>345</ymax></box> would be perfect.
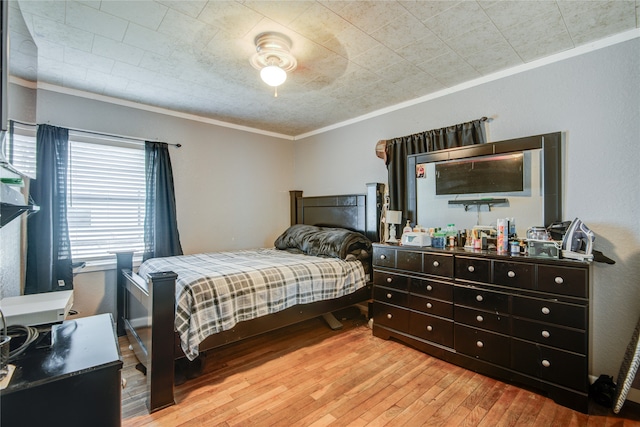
<box><xmin>1</xmin><ymin>313</ymin><xmax>123</xmax><ymax>427</ymax></box>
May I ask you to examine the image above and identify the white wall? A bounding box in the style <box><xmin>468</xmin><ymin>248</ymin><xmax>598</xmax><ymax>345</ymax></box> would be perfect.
<box><xmin>0</xmin><ymin>219</ymin><xmax>22</xmax><ymax>298</ymax></box>
<box><xmin>294</xmin><ymin>38</ymin><xmax>640</xmax><ymax>391</ymax></box>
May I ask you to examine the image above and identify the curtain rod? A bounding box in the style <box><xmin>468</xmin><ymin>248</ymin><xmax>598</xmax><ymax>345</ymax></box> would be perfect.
<box><xmin>386</xmin><ymin>116</ymin><xmax>492</xmax><ymax>143</ymax></box>
<box><xmin>10</xmin><ymin>119</ymin><xmax>182</xmax><ymax>148</ymax></box>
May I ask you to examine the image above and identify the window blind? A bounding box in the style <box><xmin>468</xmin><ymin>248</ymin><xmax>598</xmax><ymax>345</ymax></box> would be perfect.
<box><xmin>67</xmin><ymin>135</ymin><xmax>146</xmax><ymax>261</ymax></box>
<box><xmin>6</xmin><ymin>122</ymin><xmax>37</xmax><ymax>178</ymax></box>
<box><xmin>7</xmin><ymin>124</ymin><xmax>147</xmax><ymax>261</ymax></box>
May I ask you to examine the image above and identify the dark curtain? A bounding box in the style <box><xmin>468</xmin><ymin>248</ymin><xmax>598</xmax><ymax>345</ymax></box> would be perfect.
<box><xmin>143</xmin><ymin>141</ymin><xmax>183</xmax><ymax>260</ymax></box>
<box><xmin>25</xmin><ymin>124</ymin><xmax>73</xmax><ymax>294</ymax></box>
<box><xmin>385</xmin><ymin>118</ymin><xmax>487</xmax><ymax>216</ymax></box>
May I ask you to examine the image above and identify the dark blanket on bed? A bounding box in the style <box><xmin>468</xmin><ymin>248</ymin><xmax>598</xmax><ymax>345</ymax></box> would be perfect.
<box><xmin>274</xmin><ymin>224</ymin><xmax>372</xmax><ymax>261</ymax></box>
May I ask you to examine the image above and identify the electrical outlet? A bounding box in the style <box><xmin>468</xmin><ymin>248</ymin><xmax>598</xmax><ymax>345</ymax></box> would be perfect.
<box><xmin>58</xmin><ymin>279</ymin><xmax>65</xmax><ymax>287</ymax></box>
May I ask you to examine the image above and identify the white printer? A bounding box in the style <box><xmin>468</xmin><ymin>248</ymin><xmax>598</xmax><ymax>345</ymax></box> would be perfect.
<box><xmin>1</xmin><ymin>290</ymin><xmax>74</xmax><ymax>326</ymax></box>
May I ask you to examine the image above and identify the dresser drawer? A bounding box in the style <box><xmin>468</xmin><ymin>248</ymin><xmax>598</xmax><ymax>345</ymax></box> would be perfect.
<box><xmin>373</xmin><ymin>286</ymin><xmax>408</xmax><ymax>307</ymax></box>
<box><xmin>410</xmin><ymin>278</ymin><xmax>453</xmax><ymax>301</ymax></box>
<box><xmin>538</xmin><ymin>265</ymin><xmax>588</xmax><ymax>298</ymax></box>
<box><xmin>455</xmin><ymin>257</ymin><xmax>491</xmax><ymax>283</ymax></box>
<box><xmin>454</xmin><ymin>305</ymin><xmax>510</xmax><ymax>334</ymax></box>
<box><xmin>396</xmin><ymin>250</ymin><xmax>423</xmax><ymax>272</ymax></box>
<box><xmin>407</xmin><ymin>294</ymin><xmax>453</xmax><ymax>318</ymax></box>
<box><xmin>373</xmin><ymin>302</ymin><xmax>410</xmax><ymax>331</ymax></box>
<box><xmin>373</xmin><ymin>246</ymin><xmax>396</xmax><ymax>268</ymax></box>
<box><xmin>493</xmin><ymin>260</ymin><xmax>534</xmax><ymax>290</ymax></box>
<box><xmin>454</xmin><ymin>285</ymin><xmax>509</xmax><ymax>313</ymax></box>
<box><xmin>423</xmin><ymin>253</ymin><xmax>453</xmax><ymax>278</ymax></box>
<box><xmin>455</xmin><ymin>324</ymin><xmax>510</xmax><ymax>367</ymax></box>
<box><xmin>512</xmin><ymin>317</ymin><xmax>586</xmax><ymax>354</ymax></box>
<box><xmin>409</xmin><ymin>312</ymin><xmax>454</xmax><ymax>347</ymax></box>
<box><xmin>512</xmin><ymin>338</ymin><xmax>588</xmax><ymax>391</ymax></box>
<box><xmin>512</xmin><ymin>295</ymin><xmax>586</xmax><ymax>330</ymax></box>
<box><xmin>373</xmin><ymin>271</ymin><xmax>409</xmax><ymax>291</ymax></box>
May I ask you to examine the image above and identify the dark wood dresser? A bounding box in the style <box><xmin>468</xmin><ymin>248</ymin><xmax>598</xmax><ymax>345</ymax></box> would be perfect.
<box><xmin>1</xmin><ymin>313</ymin><xmax>123</xmax><ymax>427</ymax></box>
<box><xmin>371</xmin><ymin>243</ymin><xmax>590</xmax><ymax>413</ymax></box>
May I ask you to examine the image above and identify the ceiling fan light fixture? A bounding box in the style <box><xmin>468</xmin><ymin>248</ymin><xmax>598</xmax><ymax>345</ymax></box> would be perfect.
<box><xmin>250</xmin><ymin>32</ymin><xmax>297</xmax><ymax>94</ymax></box>
<box><xmin>260</xmin><ymin>64</ymin><xmax>287</xmax><ymax>87</ymax></box>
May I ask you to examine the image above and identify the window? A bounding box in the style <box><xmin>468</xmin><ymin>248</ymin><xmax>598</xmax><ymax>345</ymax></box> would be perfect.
<box><xmin>4</xmin><ymin>122</ymin><xmax>37</xmax><ymax>178</ymax></box>
<box><xmin>6</xmin><ymin>124</ymin><xmax>146</xmax><ymax>261</ymax></box>
<box><xmin>67</xmin><ymin>132</ymin><xmax>146</xmax><ymax>261</ymax></box>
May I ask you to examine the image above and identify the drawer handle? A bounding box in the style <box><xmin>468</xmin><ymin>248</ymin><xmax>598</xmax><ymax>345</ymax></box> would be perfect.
<box><xmin>386</xmin><ymin>293</ymin><xmax>393</xmax><ymax>299</ymax></box>
<box><xmin>468</xmin><ymin>266</ymin><xmax>475</xmax><ymax>273</ymax></box>
<box><xmin>542</xmin><ymin>359</ymin><xmax>551</xmax><ymax>368</ymax></box>
<box><xmin>433</xmin><ymin>261</ymin><xmax>440</xmax><ymax>267</ymax></box>
<box><xmin>386</xmin><ymin>277</ymin><xmax>393</xmax><ymax>283</ymax></box>
<box><xmin>476</xmin><ymin>315</ymin><xmax>484</xmax><ymax>322</ymax></box>
<box><xmin>426</xmin><ymin>303</ymin><xmax>433</xmax><ymax>309</ymax></box>
<box><xmin>541</xmin><ymin>330</ymin><xmax>550</xmax><ymax>338</ymax></box>
<box><xmin>555</xmin><ymin>276</ymin><xmax>564</xmax><ymax>284</ymax></box>
<box><xmin>426</xmin><ymin>325</ymin><xmax>433</xmax><ymax>332</ymax></box>
<box><xmin>476</xmin><ymin>341</ymin><xmax>484</xmax><ymax>348</ymax></box>
<box><xmin>380</xmin><ymin>254</ymin><xmax>387</xmax><ymax>260</ymax></box>
<box><xmin>541</xmin><ymin>307</ymin><xmax>550</xmax><ymax>315</ymax></box>
<box><xmin>426</xmin><ymin>285</ymin><xmax>433</xmax><ymax>291</ymax></box>
<box><xmin>386</xmin><ymin>314</ymin><xmax>393</xmax><ymax>319</ymax></box>
<box><xmin>508</xmin><ymin>270</ymin><xmax>516</xmax><ymax>278</ymax></box>
<box><xmin>476</xmin><ymin>295</ymin><xmax>484</xmax><ymax>302</ymax></box>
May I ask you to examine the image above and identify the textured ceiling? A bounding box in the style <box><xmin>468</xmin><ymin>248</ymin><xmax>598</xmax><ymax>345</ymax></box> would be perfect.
<box><xmin>8</xmin><ymin>1</ymin><xmax>640</xmax><ymax>137</ymax></box>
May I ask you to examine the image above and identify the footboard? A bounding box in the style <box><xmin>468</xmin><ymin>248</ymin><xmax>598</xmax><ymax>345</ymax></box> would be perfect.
<box><xmin>122</xmin><ymin>266</ymin><xmax>177</xmax><ymax>413</ymax></box>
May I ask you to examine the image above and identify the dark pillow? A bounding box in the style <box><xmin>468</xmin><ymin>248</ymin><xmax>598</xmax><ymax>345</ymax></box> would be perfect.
<box><xmin>274</xmin><ymin>224</ymin><xmax>371</xmax><ymax>260</ymax></box>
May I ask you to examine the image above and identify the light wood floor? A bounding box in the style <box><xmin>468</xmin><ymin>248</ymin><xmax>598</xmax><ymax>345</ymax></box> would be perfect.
<box><xmin>120</xmin><ymin>315</ymin><xmax>640</xmax><ymax>426</ymax></box>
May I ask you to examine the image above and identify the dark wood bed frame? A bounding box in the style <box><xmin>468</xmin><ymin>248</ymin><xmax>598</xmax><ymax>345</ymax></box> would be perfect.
<box><xmin>116</xmin><ymin>183</ymin><xmax>384</xmax><ymax>413</ymax></box>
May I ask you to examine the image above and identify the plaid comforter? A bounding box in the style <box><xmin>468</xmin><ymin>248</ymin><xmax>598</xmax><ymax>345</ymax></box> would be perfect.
<box><xmin>137</xmin><ymin>248</ymin><xmax>368</xmax><ymax>360</ymax></box>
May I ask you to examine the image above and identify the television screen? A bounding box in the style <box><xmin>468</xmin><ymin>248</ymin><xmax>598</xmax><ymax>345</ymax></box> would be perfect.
<box><xmin>435</xmin><ymin>152</ymin><xmax>524</xmax><ymax>195</ymax></box>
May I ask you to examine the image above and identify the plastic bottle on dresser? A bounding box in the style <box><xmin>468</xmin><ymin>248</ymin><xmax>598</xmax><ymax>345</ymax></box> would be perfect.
<box><xmin>402</xmin><ymin>220</ymin><xmax>412</xmax><ymax>235</ymax></box>
<box><xmin>445</xmin><ymin>224</ymin><xmax>457</xmax><ymax>247</ymax></box>
<box><xmin>508</xmin><ymin>217</ymin><xmax>516</xmax><ymax>238</ymax></box>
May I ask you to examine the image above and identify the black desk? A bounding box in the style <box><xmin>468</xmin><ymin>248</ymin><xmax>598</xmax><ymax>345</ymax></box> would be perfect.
<box><xmin>0</xmin><ymin>313</ymin><xmax>123</xmax><ymax>427</ymax></box>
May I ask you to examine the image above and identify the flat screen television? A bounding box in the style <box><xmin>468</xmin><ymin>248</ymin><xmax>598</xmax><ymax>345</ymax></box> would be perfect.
<box><xmin>435</xmin><ymin>152</ymin><xmax>524</xmax><ymax>195</ymax></box>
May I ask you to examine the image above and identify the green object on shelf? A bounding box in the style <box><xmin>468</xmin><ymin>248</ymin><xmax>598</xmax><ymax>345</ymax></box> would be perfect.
<box><xmin>1</xmin><ymin>177</ymin><xmax>24</xmax><ymax>186</ymax></box>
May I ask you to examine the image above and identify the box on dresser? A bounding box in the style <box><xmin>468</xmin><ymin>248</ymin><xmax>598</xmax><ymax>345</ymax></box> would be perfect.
<box><xmin>371</xmin><ymin>243</ymin><xmax>590</xmax><ymax>413</ymax></box>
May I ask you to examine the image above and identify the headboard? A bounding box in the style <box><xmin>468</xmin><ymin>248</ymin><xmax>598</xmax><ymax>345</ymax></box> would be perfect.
<box><xmin>289</xmin><ymin>183</ymin><xmax>384</xmax><ymax>244</ymax></box>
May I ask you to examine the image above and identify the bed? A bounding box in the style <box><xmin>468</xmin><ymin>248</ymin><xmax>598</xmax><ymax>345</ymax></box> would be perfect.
<box><xmin>115</xmin><ymin>183</ymin><xmax>384</xmax><ymax>413</ymax></box>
